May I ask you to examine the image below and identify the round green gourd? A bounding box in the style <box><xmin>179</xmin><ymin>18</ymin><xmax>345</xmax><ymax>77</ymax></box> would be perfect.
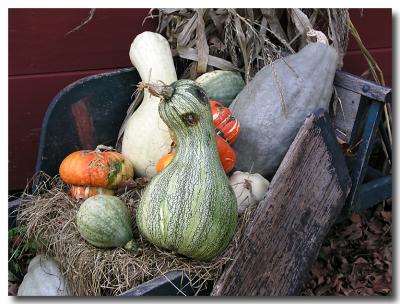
<box><xmin>196</xmin><ymin>70</ymin><xmax>245</xmax><ymax>106</ymax></box>
<box><xmin>76</xmin><ymin>194</ymin><xmax>137</xmax><ymax>251</ymax></box>
<box><xmin>136</xmin><ymin>80</ymin><xmax>238</xmax><ymax>261</ymax></box>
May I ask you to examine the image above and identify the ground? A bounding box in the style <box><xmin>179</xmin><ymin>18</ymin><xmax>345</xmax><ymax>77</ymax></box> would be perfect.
<box><xmin>302</xmin><ymin>200</ymin><xmax>392</xmax><ymax>296</ymax></box>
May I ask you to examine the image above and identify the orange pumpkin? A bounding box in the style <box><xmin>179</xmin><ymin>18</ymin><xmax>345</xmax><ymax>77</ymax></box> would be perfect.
<box><xmin>210</xmin><ymin>100</ymin><xmax>240</xmax><ymax>144</ymax></box>
<box><xmin>156</xmin><ymin>135</ymin><xmax>236</xmax><ymax>174</ymax></box>
<box><xmin>70</xmin><ymin>185</ymin><xmax>114</xmax><ymax>201</ymax></box>
<box><xmin>216</xmin><ymin>135</ymin><xmax>236</xmax><ymax>173</ymax></box>
<box><xmin>59</xmin><ymin>149</ymin><xmax>134</xmax><ymax>189</ymax></box>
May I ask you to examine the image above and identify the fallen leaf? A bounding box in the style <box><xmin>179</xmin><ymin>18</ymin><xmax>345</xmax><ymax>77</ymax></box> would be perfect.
<box><xmin>350</xmin><ymin>213</ymin><xmax>362</xmax><ymax>224</ymax></box>
<box><xmin>8</xmin><ymin>282</ymin><xmax>18</xmax><ymax>296</ymax></box>
<box><xmin>380</xmin><ymin>211</ymin><xmax>391</xmax><ymax>222</ymax></box>
<box><xmin>353</xmin><ymin>256</ymin><xmax>368</xmax><ymax>265</ymax></box>
<box><xmin>368</xmin><ymin>220</ymin><xmax>383</xmax><ymax>235</ymax></box>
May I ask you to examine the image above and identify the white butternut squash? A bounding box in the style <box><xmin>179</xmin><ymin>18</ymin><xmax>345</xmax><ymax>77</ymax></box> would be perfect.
<box><xmin>17</xmin><ymin>255</ymin><xmax>72</xmax><ymax>296</ymax></box>
<box><xmin>121</xmin><ymin>31</ymin><xmax>177</xmax><ymax>177</ymax></box>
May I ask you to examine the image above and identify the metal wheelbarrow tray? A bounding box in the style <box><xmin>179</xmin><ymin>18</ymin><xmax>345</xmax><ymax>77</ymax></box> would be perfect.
<box><xmin>9</xmin><ymin>67</ymin><xmax>392</xmax><ymax>296</ymax></box>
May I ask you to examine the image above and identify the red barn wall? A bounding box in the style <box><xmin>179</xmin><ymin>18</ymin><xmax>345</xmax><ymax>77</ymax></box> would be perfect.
<box><xmin>8</xmin><ymin>8</ymin><xmax>392</xmax><ymax>191</ymax></box>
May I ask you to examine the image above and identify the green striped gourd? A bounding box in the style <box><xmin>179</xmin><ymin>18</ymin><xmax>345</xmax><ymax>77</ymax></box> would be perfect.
<box><xmin>196</xmin><ymin>70</ymin><xmax>245</xmax><ymax>106</ymax></box>
<box><xmin>136</xmin><ymin>80</ymin><xmax>238</xmax><ymax>261</ymax></box>
<box><xmin>76</xmin><ymin>195</ymin><xmax>137</xmax><ymax>251</ymax></box>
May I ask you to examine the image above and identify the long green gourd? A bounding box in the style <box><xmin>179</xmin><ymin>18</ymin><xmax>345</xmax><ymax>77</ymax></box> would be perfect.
<box><xmin>136</xmin><ymin>80</ymin><xmax>238</xmax><ymax>261</ymax></box>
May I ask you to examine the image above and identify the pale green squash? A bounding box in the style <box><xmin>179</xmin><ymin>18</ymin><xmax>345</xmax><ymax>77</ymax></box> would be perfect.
<box><xmin>76</xmin><ymin>195</ymin><xmax>137</xmax><ymax>251</ymax></box>
<box><xmin>136</xmin><ymin>80</ymin><xmax>238</xmax><ymax>261</ymax></box>
<box><xmin>196</xmin><ymin>70</ymin><xmax>245</xmax><ymax>106</ymax></box>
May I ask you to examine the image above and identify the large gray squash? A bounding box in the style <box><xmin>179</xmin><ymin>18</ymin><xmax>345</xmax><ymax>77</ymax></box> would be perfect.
<box><xmin>230</xmin><ymin>42</ymin><xmax>338</xmax><ymax>177</ymax></box>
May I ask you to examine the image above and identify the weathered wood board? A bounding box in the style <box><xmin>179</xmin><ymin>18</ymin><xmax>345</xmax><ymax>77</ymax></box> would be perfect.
<box><xmin>212</xmin><ymin>109</ymin><xmax>352</xmax><ymax>296</ymax></box>
<box><xmin>333</xmin><ymin>86</ymin><xmax>365</xmax><ymax>144</ymax></box>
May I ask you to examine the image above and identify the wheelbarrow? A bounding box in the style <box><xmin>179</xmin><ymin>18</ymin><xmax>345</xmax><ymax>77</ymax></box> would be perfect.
<box><xmin>9</xmin><ymin>67</ymin><xmax>392</xmax><ymax>296</ymax></box>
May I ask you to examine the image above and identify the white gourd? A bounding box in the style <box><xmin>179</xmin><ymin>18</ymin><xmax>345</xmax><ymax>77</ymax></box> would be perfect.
<box><xmin>229</xmin><ymin>171</ymin><xmax>270</xmax><ymax>215</ymax></box>
<box><xmin>121</xmin><ymin>31</ymin><xmax>177</xmax><ymax>177</ymax></box>
<box><xmin>17</xmin><ymin>255</ymin><xmax>72</xmax><ymax>296</ymax></box>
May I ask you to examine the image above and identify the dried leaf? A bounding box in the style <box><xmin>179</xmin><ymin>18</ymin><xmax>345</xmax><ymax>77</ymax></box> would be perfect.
<box><xmin>158</xmin><ymin>8</ymin><xmax>349</xmax><ymax>78</ymax></box>
<box><xmin>195</xmin><ymin>9</ymin><xmax>209</xmax><ymax>74</ymax></box>
<box><xmin>290</xmin><ymin>9</ymin><xmax>312</xmax><ymax>35</ymax></box>
<box><xmin>350</xmin><ymin>213</ymin><xmax>362</xmax><ymax>224</ymax></box>
<box><xmin>342</xmin><ymin>223</ymin><xmax>363</xmax><ymax>240</ymax></box>
<box><xmin>116</xmin><ymin>89</ymin><xmax>144</xmax><ymax>150</ymax></box>
<box><xmin>372</xmin><ymin>275</ymin><xmax>391</xmax><ymax>294</ymax></box>
<box><xmin>353</xmin><ymin>257</ymin><xmax>368</xmax><ymax>265</ymax></box>
<box><xmin>380</xmin><ymin>211</ymin><xmax>391</xmax><ymax>223</ymax></box>
<box><xmin>261</xmin><ymin>9</ymin><xmax>289</xmax><ymax>42</ymax></box>
<box><xmin>177</xmin><ymin>13</ymin><xmax>198</xmax><ymax>46</ymax></box>
<box><xmin>231</xmin><ymin>11</ymin><xmax>248</xmax><ymax>81</ymax></box>
<box><xmin>8</xmin><ymin>282</ymin><xmax>18</xmax><ymax>296</ymax></box>
<box><xmin>177</xmin><ymin>46</ymin><xmax>241</xmax><ymax>72</ymax></box>
<box><xmin>208</xmin><ymin>9</ymin><xmax>225</xmax><ymax>36</ymax></box>
<box><xmin>368</xmin><ymin>220</ymin><xmax>383</xmax><ymax>235</ymax></box>
<box><xmin>158</xmin><ymin>8</ymin><xmax>181</xmax><ymax>15</ymax></box>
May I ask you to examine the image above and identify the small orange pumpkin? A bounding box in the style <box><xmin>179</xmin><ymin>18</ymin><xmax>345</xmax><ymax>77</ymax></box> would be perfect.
<box><xmin>210</xmin><ymin>100</ymin><xmax>240</xmax><ymax>144</ymax></box>
<box><xmin>156</xmin><ymin>135</ymin><xmax>236</xmax><ymax>174</ymax></box>
<box><xmin>156</xmin><ymin>152</ymin><xmax>176</xmax><ymax>173</ymax></box>
<box><xmin>216</xmin><ymin>134</ymin><xmax>236</xmax><ymax>173</ymax></box>
<box><xmin>59</xmin><ymin>148</ymin><xmax>134</xmax><ymax>189</ymax></box>
<box><xmin>70</xmin><ymin>185</ymin><xmax>114</xmax><ymax>201</ymax></box>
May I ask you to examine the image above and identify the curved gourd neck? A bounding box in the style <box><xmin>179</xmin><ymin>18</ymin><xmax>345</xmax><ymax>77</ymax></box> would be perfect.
<box><xmin>173</xmin><ymin>125</ymin><xmax>219</xmax><ymax>165</ymax></box>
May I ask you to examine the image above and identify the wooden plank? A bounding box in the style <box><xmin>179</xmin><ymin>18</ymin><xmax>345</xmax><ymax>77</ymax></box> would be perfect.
<box><xmin>9</xmin><ymin>8</ymin><xmax>157</xmax><ymax>76</ymax></box>
<box><xmin>9</xmin><ymin>68</ymin><xmax>119</xmax><ymax>191</ymax></box>
<box><xmin>211</xmin><ymin>110</ymin><xmax>351</xmax><ymax>296</ymax></box>
<box><xmin>355</xmin><ymin>176</ymin><xmax>392</xmax><ymax>213</ymax></box>
<box><xmin>334</xmin><ymin>70</ymin><xmax>392</xmax><ymax>103</ymax></box>
<box><xmin>344</xmin><ymin>101</ymin><xmax>383</xmax><ymax>214</ymax></box>
<box><xmin>333</xmin><ymin>85</ymin><xmax>363</xmax><ymax>143</ymax></box>
<box><xmin>343</xmin><ymin>48</ymin><xmax>393</xmax><ymax>87</ymax></box>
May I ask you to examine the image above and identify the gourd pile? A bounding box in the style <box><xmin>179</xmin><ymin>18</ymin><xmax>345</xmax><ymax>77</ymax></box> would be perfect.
<box><xmin>16</xmin><ymin>8</ymin><xmax>345</xmax><ymax>295</ymax></box>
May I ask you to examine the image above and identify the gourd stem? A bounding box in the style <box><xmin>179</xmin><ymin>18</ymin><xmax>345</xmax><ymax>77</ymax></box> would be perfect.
<box><xmin>138</xmin><ymin>81</ymin><xmax>174</xmax><ymax>100</ymax></box>
<box><xmin>123</xmin><ymin>239</ymin><xmax>143</xmax><ymax>255</ymax></box>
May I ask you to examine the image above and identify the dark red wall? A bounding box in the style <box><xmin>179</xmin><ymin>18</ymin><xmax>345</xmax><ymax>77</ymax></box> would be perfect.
<box><xmin>9</xmin><ymin>9</ymin><xmax>157</xmax><ymax>191</ymax></box>
<box><xmin>343</xmin><ymin>9</ymin><xmax>392</xmax><ymax>86</ymax></box>
<box><xmin>8</xmin><ymin>8</ymin><xmax>392</xmax><ymax>191</ymax></box>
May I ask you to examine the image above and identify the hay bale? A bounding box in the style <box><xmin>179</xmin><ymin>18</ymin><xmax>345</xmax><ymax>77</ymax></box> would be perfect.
<box><xmin>16</xmin><ymin>173</ymin><xmax>255</xmax><ymax>296</ymax></box>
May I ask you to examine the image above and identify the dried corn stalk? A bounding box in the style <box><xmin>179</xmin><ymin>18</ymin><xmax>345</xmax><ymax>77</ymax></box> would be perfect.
<box><xmin>150</xmin><ymin>8</ymin><xmax>349</xmax><ymax>81</ymax></box>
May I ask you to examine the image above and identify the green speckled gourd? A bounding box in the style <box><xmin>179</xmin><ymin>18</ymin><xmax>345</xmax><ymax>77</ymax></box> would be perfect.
<box><xmin>76</xmin><ymin>194</ymin><xmax>137</xmax><ymax>251</ymax></box>
<box><xmin>136</xmin><ymin>80</ymin><xmax>238</xmax><ymax>261</ymax></box>
<box><xmin>195</xmin><ymin>70</ymin><xmax>245</xmax><ymax>106</ymax></box>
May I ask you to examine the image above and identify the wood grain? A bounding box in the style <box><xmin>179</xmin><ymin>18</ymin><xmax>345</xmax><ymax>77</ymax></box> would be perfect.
<box><xmin>333</xmin><ymin>85</ymin><xmax>363</xmax><ymax>143</ymax></box>
<box><xmin>211</xmin><ymin>110</ymin><xmax>351</xmax><ymax>296</ymax></box>
<box><xmin>333</xmin><ymin>70</ymin><xmax>392</xmax><ymax>103</ymax></box>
